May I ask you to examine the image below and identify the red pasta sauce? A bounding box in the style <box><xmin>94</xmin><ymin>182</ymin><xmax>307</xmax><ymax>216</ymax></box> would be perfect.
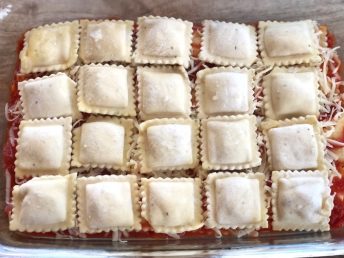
<box><xmin>2</xmin><ymin>23</ymin><xmax>344</xmax><ymax>240</ymax></box>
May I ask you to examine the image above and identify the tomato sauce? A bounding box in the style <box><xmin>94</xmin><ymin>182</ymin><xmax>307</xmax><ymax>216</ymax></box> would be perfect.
<box><xmin>3</xmin><ymin>23</ymin><xmax>344</xmax><ymax>240</ymax></box>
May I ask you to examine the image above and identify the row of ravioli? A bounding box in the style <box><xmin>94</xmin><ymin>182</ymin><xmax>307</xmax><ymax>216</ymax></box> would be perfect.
<box><xmin>18</xmin><ymin>64</ymin><xmax>320</xmax><ymax>122</ymax></box>
<box><xmin>15</xmin><ymin>114</ymin><xmax>325</xmax><ymax>179</ymax></box>
<box><xmin>19</xmin><ymin>17</ymin><xmax>323</xmax><ymax>74</ymax></box>
<box><xmin>10</xmin><ymin>170</ymin><xmax>332</xmax><ymax>234</ymax></box>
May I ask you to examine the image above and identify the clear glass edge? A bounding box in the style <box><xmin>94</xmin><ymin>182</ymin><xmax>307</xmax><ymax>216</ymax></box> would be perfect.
<box><xmin>2</xmin><ymin>228</ymin><xmax>344</xmax><ymax>257</ymax></box>
<box><xmin>2</xmin><ymin>0</ymin><xmax>344</xmax><ymax>256</ymax></box>
<box><xmin>2</xmin><ymin>241</ymin><xmax>344</xmax><ymax>257</ymax></box>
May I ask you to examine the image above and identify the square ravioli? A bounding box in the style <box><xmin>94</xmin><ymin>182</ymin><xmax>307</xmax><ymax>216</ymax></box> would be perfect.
<box><xmin>19</xmin><ymin>73</ymin><xmax>80</xmax><ymax>120</ymax></box>
<box><xmin>77</xmin><ymin>64</ymin><xmax>135</xmax><ymax>116</ymax></box>
<box><xmin>205</xmin><ymin>172</ymin><xmax>268</xmax><ymax>229</ymax></box>
<box><xmin>263</xmin><ymin>67</ymin><xmax>320</xmax><ymax>120</ymax></box>
<box><xmin>77</xmin><ymin>175</ymin><xmax>141</xmax><ymax>233</ymax></box>
<box><xmin>137</xmin><ymin>66</ymin><xmax>192</xmax><ymax>120</ymax></box>
<box><xmin>196</xmin><ymin>67</ymin><xmax>254</xmax><ymax>118</ymax></box>
<box><xmin>200</xmin><ymin>20</ymin><xmax>258</xmax><ymax>66</ymax></box>
<box><xmin>271</xmin><ymin>170</ymin><xmax>333</xmax><ymax>231</ymax></box>
<box><xmin>201</xmin><ymin>115</ymin><xmax>261</xmax><ymax>170</ymax></box>
<box><xmin>258</xmin><ymin>20</ymin><xmax>321</xmax><ymax>66</ymax></box>
<box><xmin>15</xmin><ymin>117</ymin><xmax>72</xmax><ymax>178</ymax></box>
<box><xmin>20</xmin><ymin>21</ymin><xmax>80</xmax><ymax>73</ymax></box>
<box><xmin>141</xmin><ymin>178</ymin><xmax>203</xmax><ymax>233</ymax></box>
<box><xmin>134</xmin><ymin>16</ymin><xmax>193</xmax><ymax>67</ymax></box>
<box><xmin>72</xmin><ymin>117</ymin><xmax>133</xmax><ymax>170</ymax></box>
<box><xmin>79</xmin><ymin>19</ymin><xmax>133</xmax><ymax>63</ymax></box>
<box><xmin>262</xmin><ymin>116</ymin><xmax>325</xmax><ymax>171</ymax></box>
<box><xmin>138</xmin><ymin>118</ymin><xmax>198</xmax><ymax>173</ymax></box>
<box><xmin>10</xmin><ymin>173</ymin><xmax>76</xmax><ymax>232</ymax></box>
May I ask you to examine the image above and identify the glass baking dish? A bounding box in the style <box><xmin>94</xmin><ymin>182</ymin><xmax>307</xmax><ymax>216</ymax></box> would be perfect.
<box><xmin>2</xmin><ymin>0</ymin><xmax>344</xmax><ymax>256</ymax></box>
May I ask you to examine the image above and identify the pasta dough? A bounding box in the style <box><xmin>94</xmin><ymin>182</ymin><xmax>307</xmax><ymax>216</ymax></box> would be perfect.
<box><xmin>216</xmin><ymin>177</ymin><xmax>261</xmax><ymax>225</ymax></box>
<box><xmin>20</xmin><ymin>21</ymin><xmax>79</xmax><ymax>73</ymax></box>
<box><xmin>272</xmin><ymin>171</ymin><xmax>332</xmax><ymax>231</ymax></box>
<box><xmin>207</xmin><ymin>120</ymin><xmax>252</xmax><ymax>164</ymax></box>
<box><xmin>134</xmin><ymin>16</ymin><xmax>193</xmax><ymax>67</ymax></box>
<box><xmin>79</xmin><ymin>20</ymin><xmax>133</xmax><ymax>63</ymax></box>
<box><xmin>77</xmin><ymin>175</ymin><xmax>141</xmax><ymax>233</ymax></box>
<box><xmin>200</xmin><ymin>20</ymin><xmax>257</xmax><ymax>66</ymax></box>
<box><xmin>10</xmin><ymin>174</ymin><xmax>76</xmax><ymax>232</ymax></box>
<box><xmin>77</xmin><ymin>64</ymin><xmax>135</xmax><ymax>116</ymax></box>
<box><xmin>259</xmin><ymin>21</ymin><xmax>321</xmax><ymax>65</ymax></box>
<box><xmin>148</xmin><ymin>181</ymin><xmax>195</xmax><ymax>227</ymax></box>
<box><xmin>264</xmin><ymin>68</ymin><xmax>319</xmax><ymax>119</ymax></box>
<box><xmin>138</xmin><ymin>66</ymin><xmax>191</xmax><ymax>120</ymax></box>
<box><xmin>138</xmin><ymin>119</ymin><xmax>198</xmax><ymax>172</ymax></box>
<box><xmin>146</xmin><ymin>124</ymin><xmax>193</xmax><ymax>167</ymax></box>
<box><xmin>79</xmin><ymin>122</ymin><xmax>124</xmax><ymax>164</ymax></box>
<box><xmin>201</xmin><ymin>115</ymin><xmax>261</xmax><ymax>170</ymax></box>
<box><xmin>15</xmin><ymin>117</ymin><xmax>72</xmax><ymax>178</ymax></box>
<box><xmin>141</xmin><ymin>178</ymin><xmax>203</xmax><ymax>233</ymax></box>
<box><xmin>19</xmin><ymin>73</ymin><xmax>80</xmax><ymax>120</ymax></box>
<box><xmin>72</xmin><ymin>117</ymin><xmax>133</xmax><ymax>170</ymax></box>
<box><xmin>196</xmin><ymin>67</ymin><xmax>254</xmax><ymax>117</ymax></box>
<box><xmin>85</xmin><ymin>182</ymin><xmax>133</xmax><ymax>228</ymax></box>
<box><xmin>205</xmin><ymin>172</ymin><xmax>268</xmax><ymax>229</ymax></box>
<box><xmin>268</xmin><ymin>124</ymin><xmax>319</xmax><ymax>170</ymax></box>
